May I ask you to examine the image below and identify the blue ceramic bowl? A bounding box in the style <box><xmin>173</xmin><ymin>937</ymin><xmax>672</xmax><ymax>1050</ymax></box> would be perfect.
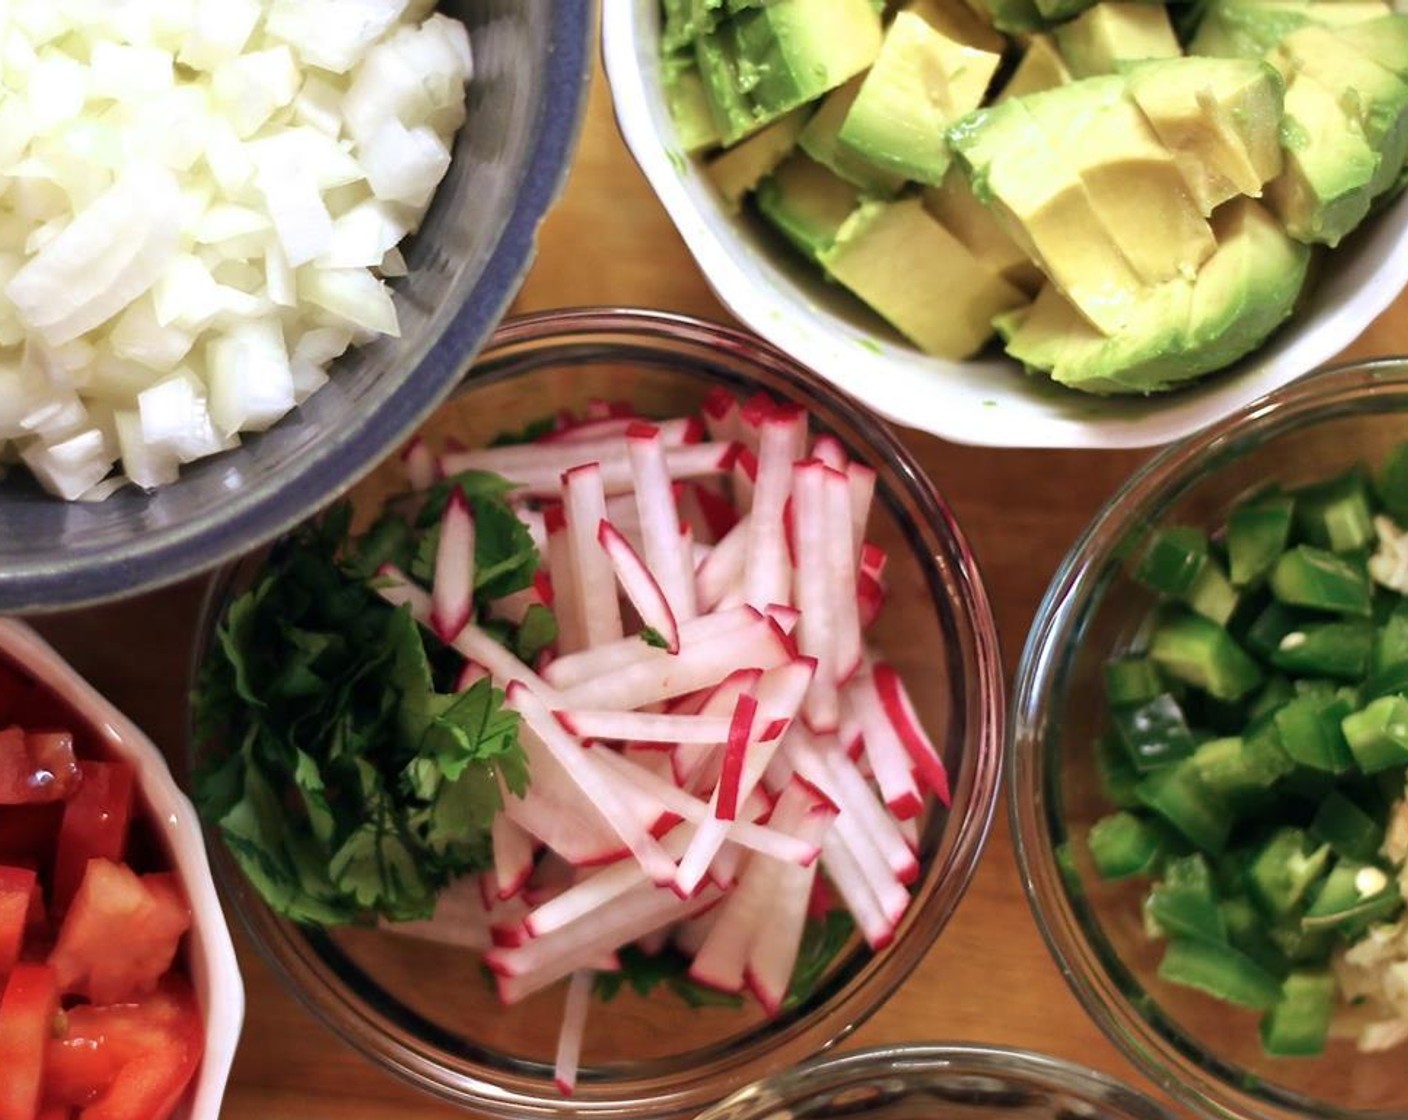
<box><xmin>0</xmin><ymin>2</ymin><xmax>592</xmax><ymax>613</ymax></box>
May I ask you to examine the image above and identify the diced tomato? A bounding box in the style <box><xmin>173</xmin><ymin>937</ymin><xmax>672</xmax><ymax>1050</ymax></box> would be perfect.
<box><xmin>49</xmin><ymin>860</ymin><xmax>191</xmax><ymax>1006</ymax></box>
<box><xmin>37</xmin><ymin>1107</ymin><xmax>69</xmax><ymax>1120</ymax></box>
<box><xmin>0</xmin><ymin>728</ymin><xmax>82</xmax><ymax>807</ymax></box>
<box><xmin>0</xmin><ymin>962</ymin><xmax>58</xmax><ymax>1120</ymax></box>
<box><xmin>0</xmin><ymin>804</ymin><xmax>64</xmax><ymax>871</ymax></box>
<box><xmin>0</xmin><ymin>866</ymin><xmax>37</xmax><ymax>980</ymax></box>
<box><xmin>51</xmin><ymin>763</ymin><xmax>135</xmax><ymax>915</ymax></box>
<box><xmin>44</xmin><ymin>976</ymin><xmax>203</xmax><ymax>1120</ymax></box>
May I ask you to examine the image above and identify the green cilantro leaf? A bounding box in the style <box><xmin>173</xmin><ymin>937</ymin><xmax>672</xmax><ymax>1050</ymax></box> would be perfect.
<box><xmin>640</xmin><ymin>626</ymin><xmax>670</xmax><ymax>650</ymax></box>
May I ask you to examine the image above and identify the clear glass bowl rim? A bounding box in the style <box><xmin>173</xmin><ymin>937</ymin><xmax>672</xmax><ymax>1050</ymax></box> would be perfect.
<box><xmin>191</xmin><ymin>307</ymin><xmax>1007</xmax><ymax>1119</ymax></box>
<box><xmin>1008</xmin><ymin>357</ymin><xmax>1408</xmax><ymax>1120</ymax></box>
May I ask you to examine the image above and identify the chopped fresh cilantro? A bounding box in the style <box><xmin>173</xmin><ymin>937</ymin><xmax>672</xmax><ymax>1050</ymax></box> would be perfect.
<box><xmin>640</xmin><ymin>626</ymin><xmax>670</xmax><ymax>649</ymax></box>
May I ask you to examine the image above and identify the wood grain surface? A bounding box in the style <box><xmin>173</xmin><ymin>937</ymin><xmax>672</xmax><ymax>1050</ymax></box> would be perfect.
<box><xmin>26</xmin><ymin>58</ymin><xmax>1408</xmax><ymax>1119</ymax></box>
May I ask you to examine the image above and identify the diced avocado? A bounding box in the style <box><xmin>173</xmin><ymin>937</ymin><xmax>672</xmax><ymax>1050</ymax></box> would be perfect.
<box><xmin>1126</xmin><ymin>57</ymin><xmax>1285</xmax><ymax>216</ymax></box>
<box><xmin>922</xmin><ymin>167</ymin><xmax>1043</xmax><ymax>292</ymax></box>
<box><xmin>756</xmin><ymin>152</ymin><xmax>860</xmax><ymax>260</ymax></box>
<box><xmin>706</xmin><ymin>108</ymin><xmax>809</xmax><ymax>211</ymax></box>
<box><xmin>798</xmin><ymin>77</ymin><xmax>909</xmax><ymax>196</ymax></box>
<box><xmin>1003</xmin><ymin>197</ymin><xmax>1306</xmax><ymax>394</ymax></box>
<box><xmin>1022</xmin><ymin>78</ymin><xmax>1217</xmax><ymax>288</ymax></box>
<box><xmin>1271</xmin><ymin>25</ymin><xmax>1408</xmax><ymax>201</ymax></box>
<box><xmin>836</xmin><ymin>8</ymin><xmax>1002</xmax><ymax>185</ymax></box>
<box><xmin>1055</xmin><ymin>3</ymin><xmax>1181</xmax><ymax>79</ymax></box>
<box><xmin>820</xmin><ymin>197</ymin><xmax>1028</xmax><ymax>358</ymax></box>
<box><xmin>997</xmin><ymin>34</ymin><xmax>1073</xmax><ymax>102</ymax></box>
<box><xmin>1266</xmin><ymin>70</ymin><xmax>1380</xmax><ymax>247</ymax></box>
<box><xmin>948</xmin><ymin>97</ymin><xmax>1147</xmax><ymax>336</ymax></box>
<box><xmin>962</xmin><ymin>0</ymin><xmax>1044</xmax><ymax>33</ymax></box>
<box><xmin>1336</xmin><ymin>16</ymin><xmax>1408</xmax><ymax>82</ymax></box>
<box><xmin>1189</xmin><ymin>0</ymin><xmax>1392</xmax><ymax>59</ymax></box>
<box><xmin>664</xmin><ymin>52</ymin><xmax>723</xmax><ymax>153</ymax></box>
<box><xmin>912</xmin><ymin>0</ymin><xmax>1008</xmax><ymax>54</ymax></box>
<box><xmin>695</xmin><ymin>0</ymin><xmax>883</xmax><ymax>144</ymax></box>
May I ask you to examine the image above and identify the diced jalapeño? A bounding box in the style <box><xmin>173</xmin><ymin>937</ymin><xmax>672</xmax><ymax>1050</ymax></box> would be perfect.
<box><xmin>1270</xmin><ymin>546</ymin><xmax>1373</xmax><ymax>617</ymax></box>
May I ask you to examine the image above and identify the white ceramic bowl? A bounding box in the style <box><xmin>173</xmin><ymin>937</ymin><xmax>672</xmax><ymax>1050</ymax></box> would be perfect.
<box><xmin>602</xmin><ymin>4</ymin><xmax>1408</xmax><ymax>450</ymax></box>
<box><xmin>0</xmin><ymin>619</ymin><xmax>243</xmax><ymax>1120</ymax></box>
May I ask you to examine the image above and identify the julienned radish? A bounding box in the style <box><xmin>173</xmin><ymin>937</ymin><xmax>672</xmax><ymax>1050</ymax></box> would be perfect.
<box><xmin>371</xmin><ymin>389</ymin><xmax>951</xmax><ymax>1096</ymax></box>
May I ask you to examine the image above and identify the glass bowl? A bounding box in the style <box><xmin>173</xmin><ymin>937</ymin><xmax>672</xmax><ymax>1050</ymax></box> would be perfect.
<box><xmin>0</xmin><ymin>1</ymin><xmax>592</xmax><ymax>613</ymax></box>
<box><xmin>694</xmin><ymin>1043</ymin><xmax>1178</xmax><ymax>1120</ymax></box>
<box><xmin>1011</xmin><ymin>359</ymin><xmax>1408</xmax><ymax>1120</ymax></box>
<box><xmin>188</xmin><ymin>307</ymin><xmax>1004</xmax><ymax>1118</ymax></box>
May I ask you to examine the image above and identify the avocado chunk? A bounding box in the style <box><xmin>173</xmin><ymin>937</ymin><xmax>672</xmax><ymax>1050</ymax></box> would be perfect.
<box><xmin>1336</xmin><ymin>16</ymin><xmax>1408</xmax><ymax>82</ymax></box>
<box><xmin>756</xmin><ymin>152</ymin><xmax>861</xmax><ymax>260</ymax></box>
<box><xmin>948</xmin><ymin>96</ymin><xmax>1147</xmax><ymax>335</ymax></box>
<box><xmin>996</xmin><ymin>34</ymin><xmax>1073</xmax><ymax>102</ymax></box>
<box><xmin>1270</xmin><ymin>24</ymin><xmax>1408</xmax><ymax>201</ymax></box>
<box><xmin>1189</xmin><ymin>0</ymin><xmax>1391</xmax><ymax>59</ymax></box>
<box><xmin>694</xmin><ymin>0</ymin><xmax>883</xmax><ymax>144</ymax></box>
<box><xmin>923</xmin><ymin>167</ymin><xmax>1043</xmax><ymax>292</ymax></box>
<box><xmin>798</xmin><ymin>76</ymin><xmax>909</xmax><ymax>196</ymax></box>
<box><xmin>836</xmin><ymin>7</ymin><xmax>1003</xmax><ymax>185</ymax></box>
<box><xmin>664</xmin><ymin>51</ymin><xmax>724</xmax><ymax>154</ymax></box>
<box><xmin>1267</xmin><ymin>70</ymin><xmax>1381</xmax><ymax>246</ymax></box>
<box><xmin>706</xmin><ymin>107</ymin><xmax>809</xmax><ymax>211</ymax></box>
<box><xmin>1022</xmin><ymin>77</ymin><xmax>1217</xmax><ymax>288</ymax></box>
<box><xmin>1126</xmin><ymin>57</ymin><xmax>1284</xmax><ymax>215</ymax></box>
<box><xmin>1003</xmin><ymin>197</ymin><xmax>1308</xmax><ymax>394</ymax></box>
<box><xmin>820</xmin><ymin>197</ymin><xmax>1028</xmax><ymax>358</ymax></box>
<box><xmin>1055</xmin><ymin>3</ymin><xmax>1181</xmax><ymax>79</ymax></box>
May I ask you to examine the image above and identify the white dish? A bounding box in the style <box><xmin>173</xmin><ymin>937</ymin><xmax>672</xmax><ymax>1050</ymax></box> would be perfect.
<box><xmin>0</xmin><ymin>618</ymin><xmax>243</xmax><ymax>1120</ymax></box>
<box><xmin>602</xmin><ymin>2</ymin><xmax>1408</xmax><ymax>450</ymax></box>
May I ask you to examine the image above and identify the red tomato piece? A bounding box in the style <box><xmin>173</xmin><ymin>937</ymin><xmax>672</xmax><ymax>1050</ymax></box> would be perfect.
<box><xmin>0</xmin><ymin>728</ymin><xmax>81</xmax><ymax>807</ymax></box>
<box><xmin>0</xmin><ymin>866</ymin><xmax>37</xmax><ymax>980</ymax></box>
<box><xmin>0</xmin><ymin>962</ymin><xmax>58</xmax><ymax>1120</ymax></box>
<box><xmin>51</xmin><ymin>763</ymin><xmax>135</xmax><ymax>916</ymax></box>
<box><xmin>49</xmin><ymin>860</ymin><xmax>191</xmax><ymax>1006</ymax></box>
<box><xmin>37</xmin><ymin>1107</ymin><xmax>69</xmax><ymax>1120</ymax></box>
<box><xmin>44</xmin><ymin>976</ymin><xmax>203</xmax><ymax>1120</ymax></box>
<box><xmin>0</xmin><ymin>805</ymin><xmax>63</xmax><ymax>871</ymax></box>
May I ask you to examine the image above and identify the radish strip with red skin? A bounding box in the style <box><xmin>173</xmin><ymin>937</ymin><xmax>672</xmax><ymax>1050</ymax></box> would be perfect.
<box><xmin>679</xmin><ymin>480</ymin><xmax>739</xmax><ymax>543</ymax></box>
<box><xmin>455</xmin><ymin>660</ymin><xmax>489</xmax><ymax>692</ymax></box>
<box><xmin>696</xmin><ymin>516</ymin><xmax>749</xmax><ymax>611</ymax></box>
<box><xmin>846</xmin><ymin>464</ymin><xmax>877</xmax><ymax>556</ymax></box>
<box><xmin>812</xmin><ymin>737</ymin><xmax>919</xmax><ymax>883</ymax></box>
<box><xmin>429</xmin><ymin>485</ymin><xmax>475</xmax><ymax>643</ymax></box>
<box><xmin>401</xmin><ymin>435</ymin><xmax>436</xmax><ymax>490</ymax></box>
<box><xmin>689</xmin><ymin>849</ymin><xmax>782</xmax><ymax>992</ymax></box>
<box><xmin>553</xmin><ymin>616</ymin><xmax>791</xmax><ymax>712</ymax></box>
<box><xmin>628</xmin><ymin>422</ymin><xmax>698</xmax><ymax>623</ymax></box>
<box><xmin>591</xmin><ymin>748</ymin><xmax>821</xmax><ymax>866</ymax></box>
<box><xmin>554</xmin><ymin>969</ymin><xmax>594</xmax><ymax>1095</ymax></box>
<box><xmin>872</xmin><ymin>662</ymin><xmax>951</xmax><ymax>806</ymax></box>
<box><xmin>732</xmin><ymin>448</ymin><xmax>757</xmax><ymax>516</ymax></box>
<box><xmin>546</xmin><ymin>505</ymin><xmax>586</xmax><ymax>656</ymax></box>
<box><xmin>445</xmin><ymin>443</ymin><xmax>737</xmax><ymax>500</ymax></box>
<box><xmin>440</xmin><ymin>419</ymin><xmax>699</xmax><ymax>479</ymax></box>
<box><xmin>373</xmin><ymin>566</ymin><xmax>561</xmax><ymax>698</ymax></box>
<box><xmin>509</xmin><ymin>684</ymin><xmax>678</xmax><ymax>885</ymax></box>
<box><xmin>486</xmin><ymin>582</ymin><xmax>547</xmax><ymax>627</ymax></box>
<box><xmin>701</xmin><ymin>388</ymin><xmax>740</xmax><ymax>444</ymax></box>
<box><xmin>555</xmin><ymin>709</ymin><xmax>734</xmax><ymax>744</ymax></box>
<box><xmin>811</xmin><ymin>434</ymin><xmax>848</xmax><ymax>470</ymax></box>
<box><xmin>671</xmin><ymin>667</ymin><xmax>764</xmax><ymax>790</ymax></box>
<box><xmin>539</xmin><ymin>414</ymin><xmax>700</xmax><ymax>447</ymax></box>
<box><xmin>791</xmin><ymin>461</ymin><xmax>838</xmax><ymax>731</ymax></box>
<box><xmin>598</xmin><ymin>519</ymin><xmax>681</xmax><ymax>653</ymax></box>
<box><xmin>501</xmin><ymin>744</ymin><xmax>631</xmax><ymax>869</ymax></box>
<box><xmin>716</xmin><ymin>691</ymin><xmax>759</xmax><ymax>821</ymax></box>
<box><xmin>845</xmin><ymin>670</ymin><xmax>923</xmax><ymax>819</ymax></box>
<box><xmin>544</xmin><ymin>606</ymin><xmax>761</xmax><ymax>688</ymax></box>
<box><xmin>743</xmin><ymin>410</ymin><xmax>803</xmax><ymax>609</ymax></box>
<box><xmin>819</xmin><ymin>831</ymin><xmax>896</xmax><ymax>951</ymax></box>
<box><xmin>563</xmin><ymin>464</ymin><xmax>624</xmax><ymax>647</ymax></box>
<box><xmin>492</xmin><ymin>813</ymin><xmax>536</xmax><ymax>900</ymax></box>
<box><xmin>824</xmin><ymin>469</ymin><xmax>863</xmax><ymax>684</ymax></box>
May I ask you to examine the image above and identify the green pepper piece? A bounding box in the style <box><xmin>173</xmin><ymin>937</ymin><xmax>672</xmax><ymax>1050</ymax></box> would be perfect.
<box><xmin>1228</xmin><ymin>492</ymin><xmax>1295</xmax><ymax>587</ymax></box>
<box><xmin>1158</xmin><ymin>938</ymin><xmax>1284</xmax><ymax>1010</ymax></box>
<box><xmin>1145</xmin><ymin>853</ymin><xmax>1226</xmax><ymax>942</ymax></box>
<box><xmin>1364</xmin><ymin>661</ymin><xmax>1408</xmax><ymax>701</ymax></box>
<box><xmin>1220</xmin><ymin>896</ymin><xmax>1289</xmax><ymax>979</ymax></box>
<box><xmin>1135</xmin><ymin>526</ymin><xmax>1210</xmax><ymax>597</ymax></box>
<box><xmin>1272</xmin><ymin>694</ymin><xmax>1354</xmax><ymax>773</ymax></box>
<box><xmin>1136</xmin><ymin>760</ymin><xmax>1231</xmax><ymax>855</ymax></box>
<box><xmin>1244</xmin><ymin>601</ymin><xmax>1314</xmax><ymax>659</ymax></box>
<box><xmin>1266</xmin><ymin>920</ymin><xmax>1336</xmax><ymax>966</ymax></box>
<box><xmin>1187</xmin><ymin>560</ymin><xmax>1240</xmax><ymax>627</ymax></box>
<box><xmin>1342</xmin><ymin>695</ymin><xmax>1408</xmax><ymax>773</ymax></box>
<box><xmin>1301</xmin><ymin>859</ymin><xmax>1402</xmax><ymax>932</ymax></box>
<box><xmin>1269</xmin><ymin>620</ymin><xmax>1374</xmax><ymax>681</ymax></box>
<box><xmin>1310</xmin><ymin>790</ymin><xmax>1386</xmax><ymax>863</ymax></box>
<box><xmin>1374</xmin><ymin>602</ymin><xmax>1408</xmax><ymax>673</ymax></box>
<box><xmin>1104</xmin><ymin>657</ymin><xmax>1165</xmax><ymax>708</ymax></box>
<box><xmin>1375</xmin><ymin>441</ymin><xmax>1408</xmax><ymax>520</ymax></box>
<box><xmin>1247</xmin><ymin>676</ymin><xmax>1295</xmax><ymax>721</ymax></box>
<box><xmin>1246</xmin><ymin>828</ymin><xmax>1331</xmax><ymax>920</ymax></box>
<box><xmin>1191</xmin><ymin>735</ymin><xmax>1290</xmax><ymax>813</ymax></box>
<box><xmin>1260</xmin><ymin>969</ymin><xmax>1336</xmax><ymax>1057</ymax></box>
<box><xmin>1149</xmin><ymin>611</ymin><xmax>1264</xmax><ymax>701</ymax></box>
<box><xmin>1096</xmin><ymin>732</ymin><xmax>1141</xmax><ymax>810</ymax></box>
<box><xmin>1088</xmin><ymin>811</ymin><xmax>1168</xmax><ymax>880</ymax></box>
<box><xmin>1111</xmin><ymin>693</ymin><xmax>1196</xmax><ymax>773</ymax></box>
<box><xmin>1294</xmin><ymin>468</ymin><xmax>1376</xmax><ymax>553</ymax></box>
<box><xmin>1270</xmin><ymin>546</ymin><xmax>1373</xmax><ymax>617</ymax></box>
